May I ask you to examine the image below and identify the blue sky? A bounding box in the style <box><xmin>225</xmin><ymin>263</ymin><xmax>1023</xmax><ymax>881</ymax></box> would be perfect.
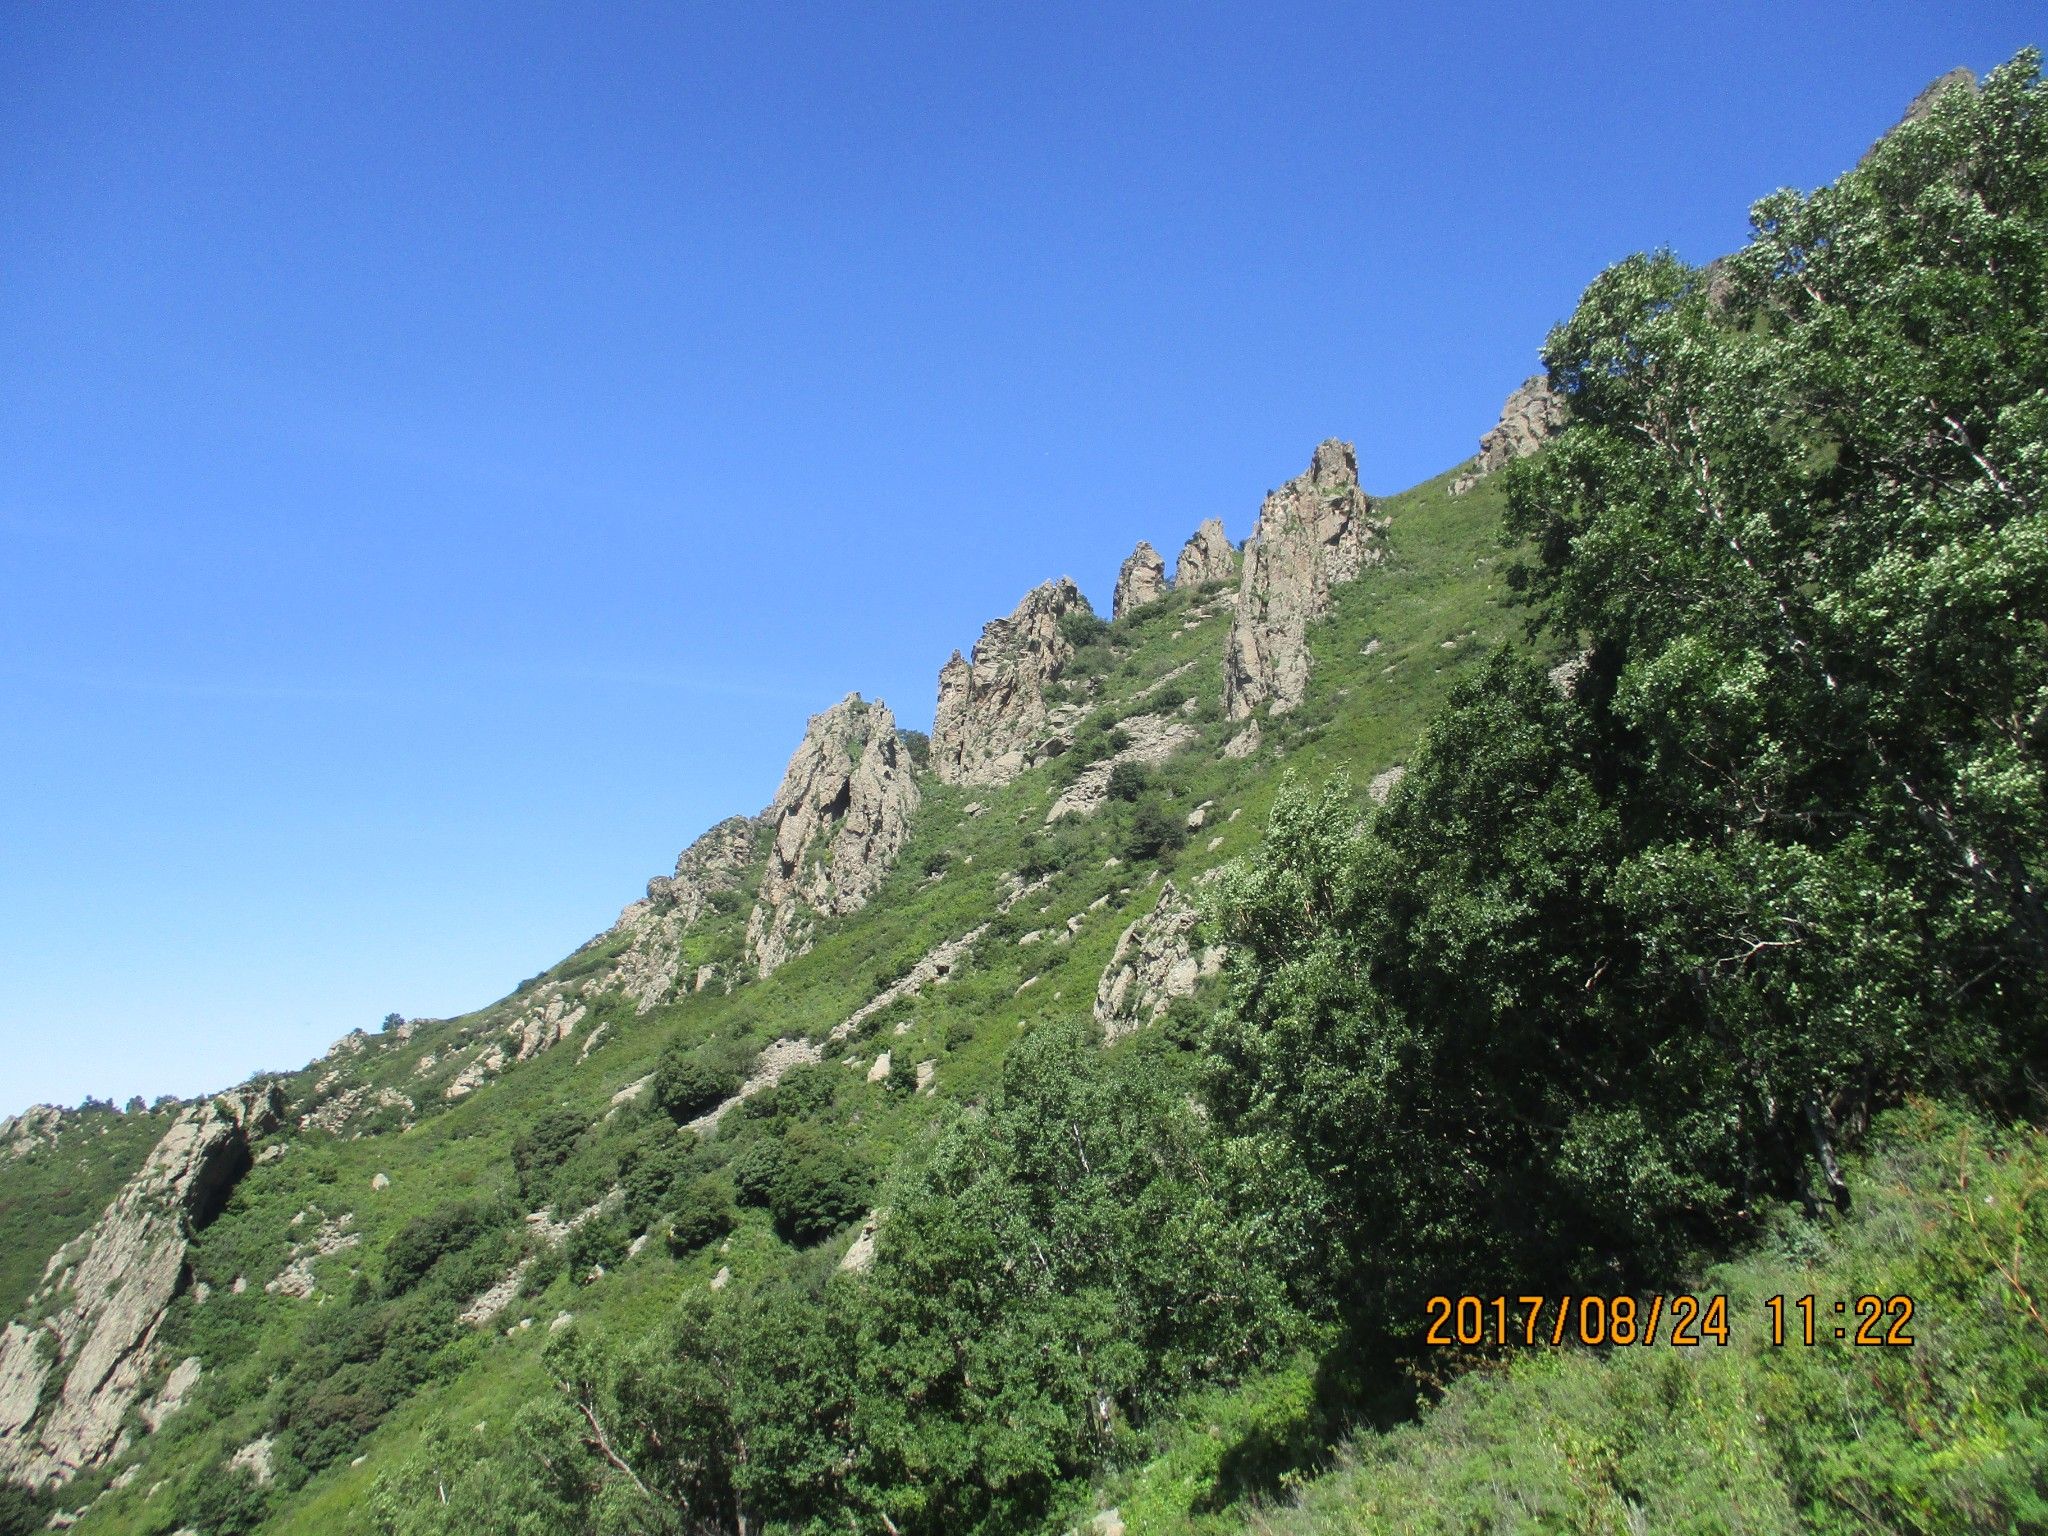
<box><xmin>2</xmin><ymin>3</ymin><xmax>2038</xmax><ymax>1115</ymax></box>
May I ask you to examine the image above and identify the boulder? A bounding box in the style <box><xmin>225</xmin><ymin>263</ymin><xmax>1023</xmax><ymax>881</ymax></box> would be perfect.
<box><xmin>1222</xmin><ymin>440</ymin><xmax>1385</xmax><ymax>719</ymax></box>
<box><xmin>931</xmin><ymin>578</ymin><xmax>1092</xmax><ymax>786</ymax></box>
<box><xmin>1112</xmin><ymin>541</ymin><xmax>1168</xmax><ymax>619</ymax></box>
<box><xmin>0</xmin><ymin>1086</ymin><xmax>282</xmax><ymax>1488</ymax></box>
<box><xmin>745</xmin><ymin>694</ymin><xmax>920</xmax><ymax>976</ymax></box>
<box><xmin>1173</xmin><ymin>518</ymin><xmax>1236</xmax><ymax>588</ymax></box>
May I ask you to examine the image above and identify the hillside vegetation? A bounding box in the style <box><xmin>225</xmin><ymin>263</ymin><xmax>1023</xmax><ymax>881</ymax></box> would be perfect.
<box><xmin>2</xmin><ymin>50</ymin><xmax>2044</xmax><ymax>1536</ymax></box>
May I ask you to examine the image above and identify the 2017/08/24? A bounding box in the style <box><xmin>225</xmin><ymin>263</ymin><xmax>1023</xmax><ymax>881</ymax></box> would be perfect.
<box><xmin>1423</xmin><ymin>1294</ymin><xmax>1916</xmax><ymax>1348</ymax></box>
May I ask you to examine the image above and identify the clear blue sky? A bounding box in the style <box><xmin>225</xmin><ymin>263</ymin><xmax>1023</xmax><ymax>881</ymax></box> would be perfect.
<box><xmin>2</xmin><ymin>4</ymin><xmax>2037</xmax><ymax>1115</ymax></box>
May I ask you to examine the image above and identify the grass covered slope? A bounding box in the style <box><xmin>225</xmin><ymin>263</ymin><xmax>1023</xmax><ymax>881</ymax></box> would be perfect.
<box><xmin>1119</xmin><ymin>1104</ymin><xmax>2048</xmax><ymax>1535</ymax></box>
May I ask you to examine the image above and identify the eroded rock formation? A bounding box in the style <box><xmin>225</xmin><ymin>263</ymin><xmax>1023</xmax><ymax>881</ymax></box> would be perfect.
<box><xmin>1</xmin><ymin>1106</ymin><xmax>64</xmax><ymax>1160</ymax></box>
<box><xmin>1450</xmin><ymin>376</ymin><xmax>1567</xmax><ymax>494</ymax></box>
<box><xmin>931</xmin><ymin>578</ymin><xmax>1092</xmax><ymax>787</ymax></box>
<box><xmin>610</xmin><ymin>816</ymin><xmax>762</xmax><ymax>1011</ymax></box>
<box><xmin>0</xmin><ymin>1085</ymin><xmax>282</xmax><ymax>1488</ymax></box>
<box><xmin>746</xmin><ymin>694</ymin><xmax>920</xmax><ymax>975</ymax></box>
<box><xmin>1093</xmin><ymin>880</ymin><xmax>1225</xmax><ymax>1041</ymax></box>
<box><xmin>1112</xmin><ymin>541</ymin><xmax>1168</xmax><ymax>619</ymax></box>
<box><xmin>1222</xmin><ymin>440</ymin><xmax>1385</xmax><ymax>719</ymax></box>
<box><xmin>1173</xmin><ymin>518</ymin><xmax>1236</xmax><ymax>589</ymax></box>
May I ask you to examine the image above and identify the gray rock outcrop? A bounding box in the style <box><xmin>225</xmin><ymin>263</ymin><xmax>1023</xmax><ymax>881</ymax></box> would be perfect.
<box><xmin>1451</xmin><ymin>376</ymin><xmax>1567</xmax><ymax>495</ymax></box>
<box><xmin>610</xmin><ymin>816</ymin><xmax>762</xmax><ymax>1011</ymax></box>
<box><xmin>931</xmin><ymin>578</ymin><xmax>1092</xmax><ymax>787</ymax></box>
<box><xmin>1093</xmin><ymin>880</ymin><xmax>1225</xmax><ymax>1041</ymax></box>
<box><xmin>1173</xmin><ymin>518</ymin><xmax>1236</xmax><ymax>589</ymax></box>
<box><xmin>1112</xmin><ymin>542</ymin><xmax>1168</xmax><ymax>619</ymax></box>
<box><xmin>1</xmin><ymin>1106</ymin><xmax>64</xmax><ymax>1160</ymax></box>
<box><xmin>745</xmin><ymin>694</ymin><xmax>920</xmax><ymax>976</ymax></box>
<box><xmin>1222</xmin><ymin>440</ymin><xmax>1385</xmax><ymax>719</ymax></box>
<box><xmin>0</xmin><ymin>1085</ymin><xmax>282</xmax><ymax>1488</ymax></box>
<box><xmin>1045</xmin><ymin>713</ymin><xmax>1199</xmax><ymax>822</ymax></box>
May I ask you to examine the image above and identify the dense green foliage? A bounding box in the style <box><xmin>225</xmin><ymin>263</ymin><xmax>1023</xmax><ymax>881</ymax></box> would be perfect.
<box><xmin>18</xmin><ymin>54</ymin><xmax>2046</xmax><ymax>1536</ymax></box>
<box><xmin>1206</xmin><ymin>54</ymin><xmax>2048</xmax><ymax>1341</ymax></box>
<box><xmin>652</xmin><ymin>1042</ymin><xmax>746</xmax><ymax>1122</ymax></box>
<box><xmin>1109</xmin><ymin>1103</ymin><xmax>2048</xmax><ymax>1534</ymax></box>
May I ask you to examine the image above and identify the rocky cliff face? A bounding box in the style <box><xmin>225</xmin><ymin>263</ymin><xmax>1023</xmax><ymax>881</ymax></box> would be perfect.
<box><xmin>1093</xmin><ymin>880</ymin><xmax>1225</xmax><ymax>1041</ymax></box>
<box><xmin>746</xmin><ymin>695</ymin><xmax>920</xmax><ymax>976</ymax></box>
<box><xmin>0</xmin><ymin>1086</ymin><xmax>282</xmax><ymax>1488</ymax></box>
<box><xmin>1222</xmin><ymin>440</ymin><xmax>1384</xmax><ymax>719</ymax></box>
<box><xmin>931</xmin><ymin>578</ymin><xmax>1092</xmax><ymax>787</ymax></box>
<box><xmin>1173</xmin><ymin>518</ymin><xmax>1236</xmax><ymax>589</ymax></box>
<box><xmin>1451</xmin><ymin>375</ymin><xmax>1567</xmax><ymax>494</ymax></box>
<box><xmin>1112</xmin><ymin>541</ymin><xmax>1168</xmax><ymax>619</ymax></box>
<box><xmin>609</xmin><ymin>816</ymin><xmax>762</xmax><ymax>1011</ymax></box>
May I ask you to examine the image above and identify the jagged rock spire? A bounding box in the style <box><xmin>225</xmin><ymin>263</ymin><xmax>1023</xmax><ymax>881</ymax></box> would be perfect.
<box><xmin>1112</xmin><ymin>541</ymin><xmax>1168</xmax><ymax>619</ymax></box>
<box><xmin>1222</xmin><ymin>439</ymin><xmax>1384</xmax><ymax>720</ymax></box>
<box><xmin>745</xmin><ymin>694</ymin><xmax>919</xmax><ymax>976</ymax></box>
<box><xmin>1450</xmin><ymin>376</ymin><xmax>1567</xmax><ymax>495</ymax></box>
<box><xmin>930</xmin><ymin>578</ymin><xmax>1091</xmax><ymax>787</ymax></box>
<box><xmin>1173</xmin><ymin>518</ymin><xmax>1236</xmax><ymax>588</ymax></box>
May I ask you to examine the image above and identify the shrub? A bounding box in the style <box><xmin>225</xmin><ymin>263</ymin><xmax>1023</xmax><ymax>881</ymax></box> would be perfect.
<box><xmin>566</xmin><ymin>1218</ymin><xmax>628</xmax><ymax>1278</ymax></box>
<box><xmin>511</xmin><ymin>1107</ymin><xmax>585</xmax><ymax>1203</ymax></box>
<box><xmin>730</xmin><ymin>1135</ymin><xmax>788</xmax><ymax>1209</ymax></box>
<box><xmin>171</xmin><ymin>1463</ymin><xmax>268</xmax><ymax>1535</ymax></box>
<box><xmin>1057</xmin><ymin>610</ymin><xmax>1110</xmax><ymax>648</ymax></box>
<box><xmin>754</xmin><ymin>1062</ymin><xmax>837</xmax><ymax>1123</ymax></box>
<box><xmin>621</xmin><ymin>1131</ymin><xmax>692</xmax><ymax>1231</ymax></box>
<box><xmin>383</xmin><ymin>1200</ymin><xmax>499</xmax><ymax>1297</ymax></box>
<box><xmin>0</xmin><ymin>1486</ymin><xmax>48</xmax><ymax>1536</ymax></box>
<box><xmin>652</xmin><ymin>1041</ymin><xmax>745</xmax><ymax>1121</ymax></box>
<box><xmin>769</xmin><ymin>1141</ymin><xmax>872</xmax><ymax>1245</ymax></box>
<box><xmin>1106</xmin><ymin>760</ymin><xmax>1151</xmax><ymax>802</ymax></box>
<box><xmin>664</xmin><ymin>1176</ymin><xmax>736</xmax><ymax>1254</ymax></box>
<box><xmin>1124</xmin><ymin>795</ymin><xmax>1186</xmax><ymax>862</ymax></box>
<box><xmin>519</xmin><ymin>1243</ymin><xmax>564</xmax><ymax>1296</ymax></box>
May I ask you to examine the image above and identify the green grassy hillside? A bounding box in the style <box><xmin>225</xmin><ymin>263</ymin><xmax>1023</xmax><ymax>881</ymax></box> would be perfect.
<box><xmin>8</xmin><ymin>50</ymin><xmax>2045</xmax><ymax>1536</ymax></box>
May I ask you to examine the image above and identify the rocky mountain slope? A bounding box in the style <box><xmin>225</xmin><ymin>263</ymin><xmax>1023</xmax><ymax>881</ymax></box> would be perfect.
<box><xmin>4</xmin><ymin>58</ymin><xmax>2036</xmax><ymax>1536</ymax></box>
<box><xmin>1</xmin><ymin>419</ymin><xmax>1522</xmax><ymax>1533</ymax></box>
